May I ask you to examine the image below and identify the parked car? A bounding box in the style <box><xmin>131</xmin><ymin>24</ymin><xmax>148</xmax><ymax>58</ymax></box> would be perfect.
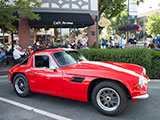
<box><xmin>9</xmin><ymin>48</ymin><xmax>150</xmax><ymax>116</ymax></box>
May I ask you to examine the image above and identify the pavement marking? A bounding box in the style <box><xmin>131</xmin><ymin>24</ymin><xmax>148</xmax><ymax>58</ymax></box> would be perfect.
<box><xmin>149</xmin><ymin>80</ymin><xmax>160</xmax><ymax>82</ymax></box>
<box><xmin>0</xmin><ymin>97</ymin><xmax>72</xmax><ymax>120</ymax></box>
<box><xmin>0</xmin><ymin>75</ymin><xmax>8</xmax><ymax>78</ymax></box>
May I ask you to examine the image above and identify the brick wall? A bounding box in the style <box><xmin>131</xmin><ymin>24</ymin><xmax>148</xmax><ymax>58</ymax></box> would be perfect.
<box><xmin>18</xmin><ymin>16</ymin><xmax>31</xmax><ymax>49</ymax></box>
<box><xmin>89</xmin><ymin>16</ymin><xmax>98</xmax><ymax>48</ymax></box>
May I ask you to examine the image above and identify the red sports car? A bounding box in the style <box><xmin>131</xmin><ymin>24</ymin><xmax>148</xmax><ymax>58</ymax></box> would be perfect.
<box><xmin>9</xmin><ymin>49</ymin><xmax>150</xmax><ymax>116</ymax></box>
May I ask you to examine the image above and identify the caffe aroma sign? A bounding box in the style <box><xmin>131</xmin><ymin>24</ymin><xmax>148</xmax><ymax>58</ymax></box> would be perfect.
<box><xmin>53</xmin><ymin>21</ymin><xmax>74</xmax><ymax>25</ymax></box>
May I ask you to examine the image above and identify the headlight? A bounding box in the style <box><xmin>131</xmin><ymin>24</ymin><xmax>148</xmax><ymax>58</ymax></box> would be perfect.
<box><xmin>143</xmin><ymin>68</ymin><xmax>146</xmax><ymax>75</ymax></box>
<box><xmin>139</xmin><ymin>77</ymin><xmax>147</xmax><ymax>88</ymax></box>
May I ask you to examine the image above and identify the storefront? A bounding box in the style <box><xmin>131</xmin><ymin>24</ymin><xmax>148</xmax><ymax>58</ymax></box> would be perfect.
<box><xmin>18</xmin><ymin>0</ymin><xmax>99</xmax><ymax>49</ymax></box>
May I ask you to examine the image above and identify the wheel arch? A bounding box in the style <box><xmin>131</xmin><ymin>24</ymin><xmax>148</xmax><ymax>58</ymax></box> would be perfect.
<box><xmin>11</xmin><ymin>72</ymin><xmax>27</xmax><ymax>83</ymax></box>
<box><xmin>87</xmin><ymin>78</ymin><xmax>131</xmax><ymax>101</ymax></box>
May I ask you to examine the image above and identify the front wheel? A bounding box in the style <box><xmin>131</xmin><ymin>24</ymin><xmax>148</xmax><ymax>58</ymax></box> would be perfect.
<box><xmin>91</xmin><ymin>81</ymin><xmax>128</xmax><ymax>116</ymax></box>
<box><xmin>13</xmin><ymin>74</ymin><xmax>31</xmax><ymax>97</ymax></box>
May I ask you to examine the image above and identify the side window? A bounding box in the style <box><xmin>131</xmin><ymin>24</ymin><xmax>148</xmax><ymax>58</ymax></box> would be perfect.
<box><xmin>34</xmin><ymin>55</ymin><xmax>50</xmax><ymax>68</ymax></box>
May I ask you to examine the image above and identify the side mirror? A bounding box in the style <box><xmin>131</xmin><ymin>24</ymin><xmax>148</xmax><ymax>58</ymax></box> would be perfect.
<box><xmin>50</xmin><ymin>65</ymin><xmax>57</xmax><ymax>71</ymax></box>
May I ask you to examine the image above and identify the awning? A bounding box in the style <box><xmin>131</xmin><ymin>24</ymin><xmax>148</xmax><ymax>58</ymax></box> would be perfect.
<box><xmin>29</xmin><ymin>12</ymin><xmax>95</xmax><ymax>28</ymax></box>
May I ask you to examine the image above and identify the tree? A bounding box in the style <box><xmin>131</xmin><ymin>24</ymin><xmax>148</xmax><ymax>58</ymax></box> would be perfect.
<box><xmin>0</xmin><ymin>0</ymin><xmax>41</xmax><ymax>44</ymax></box>
<box><xmin>99</xmin><ymin>0</ymin><xmax>144</xmax><ymax>41</ymax></box>
<box><xmin>137</xmin><ymin>0</ymin><xmax>144</xmax><ymax>5</ymax></box>
<box><xmin>98</xmin><ymin>0</ymin><xmax>144</xmax><ymax>19</ymax></box>
<box><xmin>14</xmin><ymin>0</ymin><xmax>41</xmax><ymax>20</ymax></box>
<box><xmin>108</xmin><ymin>9</ymin><xmax>135</xmax><ymax>36</ymax></box>
<box><xmin>98</xmin><ymin>0</ymin><xmax>127</xmax><ymax>19</ymax></box>
<box><xmin>146</xmin><ymin>13</ymin><xmax>160</xmax><ymax>36</ymax></box>
<box><xmin>0</xmin><ymin>0</ymin><xmax>17</xmax><ymax>44</ymax></box>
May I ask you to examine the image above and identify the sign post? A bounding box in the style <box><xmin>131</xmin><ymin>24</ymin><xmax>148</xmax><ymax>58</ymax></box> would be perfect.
<box><xmin>129</xmin><ymin>0</ymin><xmax>138</xmax><ymax>19</ymax></box>
<box><xmin>127</xmin><ymin>0</ymin><xmax>138</xmax><ymax>41</ymax></box>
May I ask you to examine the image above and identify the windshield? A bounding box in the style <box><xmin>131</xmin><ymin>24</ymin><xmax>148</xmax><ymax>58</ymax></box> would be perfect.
<box><xmin>19</xmin><ymin>56</ymin><xmax>30</xmax><ymax>65</ymax></box>
<box><xmin>53</xmin><ymin>51</ymin><xmax>87</xmax><ymax>67</ymax></box>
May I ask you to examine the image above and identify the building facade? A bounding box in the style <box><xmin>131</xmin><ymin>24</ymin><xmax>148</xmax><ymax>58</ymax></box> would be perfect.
<box><xmin>18</xmin><ymin>0</ymin><xmax>99</xmax><ymax>48</ymax></box>
<box><xmin>137</xmin><ymin>8</ymin><xmax>160</xmax><ymax>34</ymax></box>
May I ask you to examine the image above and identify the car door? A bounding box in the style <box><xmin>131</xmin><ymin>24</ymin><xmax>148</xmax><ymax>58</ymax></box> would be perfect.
<box><xmin>30</xmin><ymin>54</ymin><xmax>63</xmax><ymax>94</ymax></box>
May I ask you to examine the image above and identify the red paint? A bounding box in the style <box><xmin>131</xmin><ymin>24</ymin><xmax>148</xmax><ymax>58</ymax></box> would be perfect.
<box><xmin>9</xmin><ymin>49</ymin><xmax>149</xmax><ymax>102</ymax></box>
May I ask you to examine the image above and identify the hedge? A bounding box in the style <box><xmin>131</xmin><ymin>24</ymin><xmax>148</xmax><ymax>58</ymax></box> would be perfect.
<box><xmin>79</xmin><ymin>48</ymin><xmax>160</xmax><ymax>79</ymax></box>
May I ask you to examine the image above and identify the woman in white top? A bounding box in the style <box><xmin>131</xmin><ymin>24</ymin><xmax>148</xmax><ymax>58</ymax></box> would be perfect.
<box><xmin>119</xmin><ymin>34</ymin><xmax>126</xmax><ymax>49</ymax></box>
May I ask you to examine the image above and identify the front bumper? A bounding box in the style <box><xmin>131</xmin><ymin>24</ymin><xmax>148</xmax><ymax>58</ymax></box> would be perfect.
<box><xmin>133</xmin><ymin>94</ymin><xmax>149</xmax><ymax>99</ymax></box>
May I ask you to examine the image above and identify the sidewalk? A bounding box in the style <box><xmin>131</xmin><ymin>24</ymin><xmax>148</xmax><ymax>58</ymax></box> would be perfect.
<box><xmin>0</xmin><ymin>65</ymin><xmax>11</xmax><ymax>76</ymax></box>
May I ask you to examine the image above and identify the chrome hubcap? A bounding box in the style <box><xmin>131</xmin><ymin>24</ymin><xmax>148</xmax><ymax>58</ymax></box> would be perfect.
<box><xmin>96</xmin><ymin>88</ymin><xmax>120</xmax><ymax>112</ymax></box>
<box><xmin>15</xmin><ymin>77</ymin><xmax>26</xmax><ymax>94</ymax></box>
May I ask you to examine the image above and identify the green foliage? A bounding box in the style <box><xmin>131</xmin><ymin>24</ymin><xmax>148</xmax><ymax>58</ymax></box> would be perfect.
<box><xmin>0</xmin><ymin>0</ymin><xmax>41</xmax><ymax>32</ymax></box>
<box><xmin>79</xmin><ymin>48</ymin><xmax>160</xmax><ymax>79</ymax></box>
<box><xmin>108</xmin><ymin>9</ymin><xmax>135</xmax><ymax>36</ymax></box>
<box><xmin>146</xmin><ymin>13</ymin><xmax>160</xmax><ymax>36</ymax></box>
<box><xmin>149</xmin><ymin>50</ymin><xmax>160</xmax><ymax>78</ymax></box>
<box><xmin>0</xmin><ymin>0</ymin><xmax>18</xmax><ymax>32</ymax></box>
<box><xmin>54</xmin><ymin>28</ymin><xmax>60</xmax><ymax>39</ymax></box>
<box><xmin>98</xmin><ymin>0</ymin><xmax>127</xmax><ymax>19</ymax></box>
<box><xmin>137</xmin><ymin>0</ymin><xmax>144</xmax><ymax>5</ymax></box>
<box><xmin>14</xmin><ymin>0</ymin><xmax>41</xmax><ymax>20</ymax></box>
<box><xmin>92</xmin><ymin>42</ymin><xmax>97</xmax><ymax>48</ymax></box>
<box><xmin>98</xmin><ymin>0</ymin><xmax>144</xmax><ymax>19</ymax></box>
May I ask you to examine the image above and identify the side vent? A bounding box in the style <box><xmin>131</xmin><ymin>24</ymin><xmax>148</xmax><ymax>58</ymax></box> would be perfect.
<box><xmin>70</xmin><ymin>77</ymin><xmax>85</xmax><ymax>83</ymax></box>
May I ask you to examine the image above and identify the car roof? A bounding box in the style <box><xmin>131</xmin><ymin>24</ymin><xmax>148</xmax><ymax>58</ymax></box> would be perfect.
<box><xmin>32</xmin><ymin>48</ymin><xmax>76</xmax><ymax>55</ymax></box>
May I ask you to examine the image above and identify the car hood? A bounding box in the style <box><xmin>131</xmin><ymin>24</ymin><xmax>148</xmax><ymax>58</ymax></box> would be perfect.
<box><xmin>65</xmin><ymin>61</ymin><xmax>144</xmax><ymax>78</ymax></box>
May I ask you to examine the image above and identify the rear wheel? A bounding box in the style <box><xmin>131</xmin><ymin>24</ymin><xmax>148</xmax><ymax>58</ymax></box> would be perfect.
<box><xmin>91</xmin><ymin>81</ymin><xmax>128</xmax><ymax>116</ymax></box>
<box><xmin>13</xmin><ymin>74</ymin><xmax>31</xmax><ymax>97</ymax></box>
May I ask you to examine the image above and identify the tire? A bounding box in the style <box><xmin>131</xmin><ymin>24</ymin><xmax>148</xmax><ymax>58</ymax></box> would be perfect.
<box><xmin>13</xmin><ymin>74</ymin><xmax>31</xmax><ymax>97</ymax></box>
<box><xmin>91</xmin><ymin>81</ymin><xmax>128</xmax><ymax>116</ymax></box>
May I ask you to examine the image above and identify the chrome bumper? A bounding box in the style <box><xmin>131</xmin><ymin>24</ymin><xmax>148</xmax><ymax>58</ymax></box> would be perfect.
<box><xmin>133</xmin><ymin>94</ymin><xmax>149</xmax><ymax>99</ymax></box>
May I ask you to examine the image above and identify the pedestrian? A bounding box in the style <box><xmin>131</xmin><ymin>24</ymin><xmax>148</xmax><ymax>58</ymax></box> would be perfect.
<box><xmin>13</xmin><ymin>45</ymin><xmax>26</xmax><ymax>65</ymax></box>
<box><xmin>111</xmin><ymin>39</ymin><xmax>115</xmax><ymax>48</ymax></box>
<box><xmin>154</xmin><ymin>34</ymin><xmax>160</xmax><ymax>46</ymax></box>
<box><xmin>33</xmin><ymin>40</ymin><xmax>41</xmax><ymax>51</ymax></box>
<box><xmin>26</xmin><ymin>46</ymin><xmax>33</xmax><ymax>56</ymax></box>
<box><xmin>143</xmin><ymin>43</ymin><xmax>148</xmax><ymax>48</ymax></box>
<box><xmin>158</xmin><ymin>41</ymin><xmax>160</xmax><ymax>48</ymax></box>
<box><xmin>0</xmin><ymin>47</ymin><xmax>6</xmax><ymax>63</ymax></box>
<box><xmin>82</xmin><ymin>43</ymin><xmax>89</xmax><ymax>49</ymax></box>
<box><xmin>128</xmin><ymin>34</ymin><xmax>137</xmax><ymax>44</ymax></box>
<box><xmin>102</xmin><ymin>38</ymin><xmax>106</xmax><ymax>49</ymax></box>
<box><xmin>119</xmin><ymin>34</ymin><xmax>126</xmax><ymax>49</ymax></box>
<box><xmin>148</xmin><ymin>44</ymin><xmax>156</xmax><ymax>49</ymax></box>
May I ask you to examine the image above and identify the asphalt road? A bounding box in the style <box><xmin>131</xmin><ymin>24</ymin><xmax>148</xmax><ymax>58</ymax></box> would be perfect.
<box><xmin>0</xmin><ymin>76</ymin><xmax>160</xmax><ymax>120</ymax></box>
